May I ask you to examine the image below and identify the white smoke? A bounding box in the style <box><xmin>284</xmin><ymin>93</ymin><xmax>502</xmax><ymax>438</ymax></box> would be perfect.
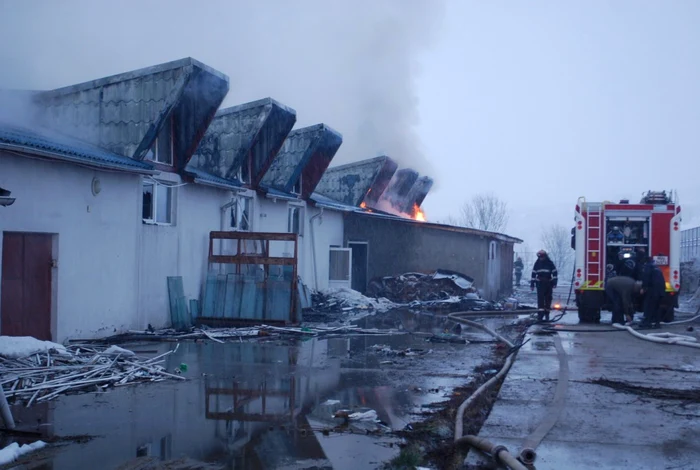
<box><xmin>0</xmin><ymin>0</ymin><xmax>445</xmax><ymax>175</ymax></box>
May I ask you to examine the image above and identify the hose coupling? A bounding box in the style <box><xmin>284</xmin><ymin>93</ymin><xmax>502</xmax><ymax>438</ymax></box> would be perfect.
<box><xmin>519</xmin><ymin>447</ymin><xmax>537</xmax><ymax>465</ymax></box>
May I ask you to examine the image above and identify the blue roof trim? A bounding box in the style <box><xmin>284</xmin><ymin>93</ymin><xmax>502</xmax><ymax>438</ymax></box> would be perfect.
<box><xmin>261</xmin><ymin>186</ymin><xmax>299</xmax><ymax>201</ymax></box>
<box><xmin>185</xmin><ymin>165</ymin><xmax>243</xmax><ymax>190</ymax></box>
<box><xmin>0</xmin><ymin>121</ymin><xmax>155</xmax><ymax>173</ymax></box>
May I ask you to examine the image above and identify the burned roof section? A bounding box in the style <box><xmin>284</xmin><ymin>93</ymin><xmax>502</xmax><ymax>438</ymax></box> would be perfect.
<box><xmin>315</xmin><ymin>156</ymin><xmax>398</xmax><ymax>207</ymax></box>
<box><xmin>404</xmin><ymin>176</ymin><xmax>434</xmax><ymax>212</ymax></box>
<box><xmin>35</xmin><ymin>58</ymin><xmax>229</xmax><ymax>170</ymax></box>
<box><xmin>190</xmin><ymin>98</ymin><xmax>296</xmax><ymax>188</ymax></box>
<box><xmin>376</xmin><ymin>168</ymin><xmax>419</xmax><ymax>212</ymax></box>
<box><xmin>260</xmin><ymin>124</ymin><xmax>342</xmax><ymax>199</ymax></box>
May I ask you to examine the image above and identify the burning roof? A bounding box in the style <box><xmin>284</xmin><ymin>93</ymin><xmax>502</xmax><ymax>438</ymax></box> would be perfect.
<box><xmin>315</xmin><ymin>156</ymin><xmax>398</xmax><ymax>207</ymax></box>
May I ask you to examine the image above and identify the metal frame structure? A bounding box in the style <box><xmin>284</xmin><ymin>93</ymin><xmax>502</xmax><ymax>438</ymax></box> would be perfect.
<box><xmin>206</xmin><ymin>231</ymin><xmax>299</xmax><ymax>324</ymax></box>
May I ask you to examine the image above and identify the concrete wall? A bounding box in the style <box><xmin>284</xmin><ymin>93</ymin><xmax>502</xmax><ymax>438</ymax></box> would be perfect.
<box><xmin>0</xmin><ymin>152</ymin><xmax>142</xmax><ymax>341</ymax></box>
<box><xmin>255</xmin><ymin>197</ymin><xmax>345</xmax><ymax>292</ymax></box>
<box><xmin>343</xmin><ymin>213</ymin><xmax>514</xmax><ymax>300</ymax></box>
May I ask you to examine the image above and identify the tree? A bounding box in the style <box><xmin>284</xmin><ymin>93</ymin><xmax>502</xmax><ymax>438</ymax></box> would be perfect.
<box><xmin>451</xmin><ymin>192</ymin><xmax>509</xmax><ymax>232</ymax></box>
<box><xmin>541</xmin><ymin>224</ymin><xmax>574</xmax><ymax>283</ymax></box>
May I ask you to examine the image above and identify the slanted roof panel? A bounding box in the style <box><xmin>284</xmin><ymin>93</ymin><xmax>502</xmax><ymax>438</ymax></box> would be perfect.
<box><xmin>261</xmin><ymin>124</ymin><xmax>342</xmax><ymax>198</ymax></box>
<box><xmin>404</xmin><ymin>176</ymin><xmax>434</xmax><ymax>211</ymax></box>
<box><xmin>315</xmin><ymin>156</ymin><xmax>398</xmax><ymax>207</ymax></box>
<box><xmin>0</xmin><ymin>121</ymin><xmax>154</xmax><ymax>173</ymax></box>
<box><xmin>377</xmin><ymin>168</ymin><xmax>419</xmax><ymax>212</ymax></box>
<box><xmin>34</xmin><ymin>58</ymin><xmax>229</xmax><ymax>168</ymax></box>
<box><xmin>191</xmin><ymin>98</ymin><xmax>296</xmax><ymax>188</ymax></box>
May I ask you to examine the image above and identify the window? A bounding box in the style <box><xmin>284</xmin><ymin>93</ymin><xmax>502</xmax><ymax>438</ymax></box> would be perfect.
<box><xmin>329</xmin><ymin>247</ymin><xmax>352</xmax><ymax>284</ymax></box>
<box><xmin>230</xmin><ymin>197</ymin><xmax>252</xmax><ymax>231</ymax></box>
<box><xmin>145</xmin><ymin>117</ymin><xmax>173</xmax><ymax>165</ymax></box>
<box><xmin>288</xmin><ymin>205</ymin><xmax>302</xmax><ymax>235</ymax></box>
<box><xmin>292</xmin><ymin>174</ymin><xmax>302</xmax><ymax>195</ymax></box>
<box><xmin>240</xmin><ymin>157</ymin><xmax>251</xmax><ymax>185</ymax></box>
<box><xmin>142</xmin><ymin>180</ymin><xmax>173</xmax><ymax>224</ymax></box>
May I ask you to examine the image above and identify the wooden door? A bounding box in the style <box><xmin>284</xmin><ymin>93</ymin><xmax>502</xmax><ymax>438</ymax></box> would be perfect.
<box><xmin>1</xmin><ymin>232</ymin><xmax>53</xmax><ymax>340</ymax></box>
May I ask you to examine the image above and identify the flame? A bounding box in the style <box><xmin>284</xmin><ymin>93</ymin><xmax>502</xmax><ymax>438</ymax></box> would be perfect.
<box><xmin>360</xmin><ymin>202</ymin><xmax>367</xmax><ymax>209</ymax></box>
<box><xmin>412</xmin><ymin>204</ymin><xmax>426</xmax><ymax>222</ymax></box>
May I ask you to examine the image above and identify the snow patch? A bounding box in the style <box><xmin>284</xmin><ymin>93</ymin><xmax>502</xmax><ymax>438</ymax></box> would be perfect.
<box><xmin>101</xmin><ymin>345</ymin><xmax>136</xmax><ymax>357</ymax></box>
<box><xmin>321</xmin><ymin>287</ymin><xmax>396</xmax><ymax>313</ymax></box>
<box><xmin>0</xmin><ymin>336</ymin><xmax>66</xmax><ymax>359</ymax></box>
<box><xmin>0</xmin><ymin>441</ymin><xmax>47</xmax><ymax>466</ymax></box>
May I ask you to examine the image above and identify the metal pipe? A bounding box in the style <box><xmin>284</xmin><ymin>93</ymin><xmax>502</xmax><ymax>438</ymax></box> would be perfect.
<box><xmin>455</xmin><ymin>435</ymin><xmax>528</xmax><ymax>470</ymax></box>
<box><xmin>309</xmin><ymin>208</ymin><xmax>324</xmax><ymax>291</ymax></box>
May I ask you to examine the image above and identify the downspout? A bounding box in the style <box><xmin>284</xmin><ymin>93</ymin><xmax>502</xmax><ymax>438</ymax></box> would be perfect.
<box><xmin>309</xmin><ymin>208</ymin><xmax>324</xmax><ymax>291</ymax></box>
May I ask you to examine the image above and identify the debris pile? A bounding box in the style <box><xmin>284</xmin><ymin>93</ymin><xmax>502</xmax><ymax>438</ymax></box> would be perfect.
<box><xmin>366</xmin><ymin>270</ymin><xmax>478</xmax><ymax>304</ymax></box>
<box><xmin>0</xmin><ymin>340</ymin><xmax>185</xmax><ymax>406</ymax></box>
<box><xmin>367</xmin><ymin>344</ymin><xmax>432</xmax><ymax>357</ymax></box>
<box><xmin>306</xmin><ymin>287</ymin><xmax>397</xmax><ymax>322</ymax></box>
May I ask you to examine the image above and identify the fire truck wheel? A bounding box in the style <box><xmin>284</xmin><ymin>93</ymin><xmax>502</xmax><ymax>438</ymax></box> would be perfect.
<box><xmin>578</xmin><ymin>307</ymin><xmax>600</xmax><ymax>324</ymax></box>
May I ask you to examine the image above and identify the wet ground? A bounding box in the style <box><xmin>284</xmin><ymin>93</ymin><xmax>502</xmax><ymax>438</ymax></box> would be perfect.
<box><xmin>3</xmin><ymin>310</ymin><xmax>522</xmax><ymax>470</ymax></box>
<box><xmin>465</xmin><ymin>289</ymin><xmax>700</xmax><ymax>470</ymax></box>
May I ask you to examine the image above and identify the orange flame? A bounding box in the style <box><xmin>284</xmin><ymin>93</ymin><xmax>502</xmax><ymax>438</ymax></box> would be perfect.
<box><xmin>413</xmin><ymin>204</ymin><xmax>426</xmax><ymax>222</ymax></box>
<box><xmin>360</xmin><ymin>202</ymin><xmax>367</xmax><ymax>209</ymax></box>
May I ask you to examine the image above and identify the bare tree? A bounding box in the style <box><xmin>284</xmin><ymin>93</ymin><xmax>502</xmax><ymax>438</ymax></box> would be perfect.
<box><xmin>451</xmin><ymin>192</ymin><xmax>509</xmax><ymax>232</ymax></box>
<box><xmin>541</xmin><ymin>224</ymin><xmax>574</xmax><ymax>283</ymax></box>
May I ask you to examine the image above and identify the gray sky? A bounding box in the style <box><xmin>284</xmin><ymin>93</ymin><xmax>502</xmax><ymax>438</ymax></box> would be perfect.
<box><xmin>1</xmin><ymin>0</ymin><xmax>698</xmax><ymax>251</ymax></box>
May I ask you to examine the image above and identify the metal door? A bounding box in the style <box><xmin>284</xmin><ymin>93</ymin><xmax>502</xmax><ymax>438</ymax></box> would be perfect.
<box><xmin>1</xmin><ymin>232</ymin><xmax>53</xmax><ymax>340</ymax></box>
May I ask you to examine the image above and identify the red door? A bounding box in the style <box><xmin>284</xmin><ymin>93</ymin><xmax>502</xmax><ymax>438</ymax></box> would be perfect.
<box><xmin>1</xmin><ymin>232</ymin><xmax>53</xmax><ymax>340</ymax></box>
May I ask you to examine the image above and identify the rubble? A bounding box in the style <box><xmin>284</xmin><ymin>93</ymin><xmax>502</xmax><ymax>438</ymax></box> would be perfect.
<box><xmin>0</xmin><ymin>440</ymin><xmax>47</xmax><ymax>466</ymax></box>
<box><xmin>367</xmin><ymin>270</ymin><xmax>477</xmax><ymax>303</ymax></box>
<box><xmin>0</xmin><ymin>344</ymin><xmax>185</xmax><ymax>406</ymax></box>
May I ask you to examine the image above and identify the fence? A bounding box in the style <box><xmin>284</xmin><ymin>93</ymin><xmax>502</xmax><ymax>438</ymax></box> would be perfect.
<box><xmin>681</xmin><ymin>226</ymin><xmax>700</xmax><ymax>262</ymax></box>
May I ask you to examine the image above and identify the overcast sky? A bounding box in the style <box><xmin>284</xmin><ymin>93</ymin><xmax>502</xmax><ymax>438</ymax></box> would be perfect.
<box><xmin>1</xmin><ymin>0</ymin><xmax>698</xmax><ymax>252</ymax></box>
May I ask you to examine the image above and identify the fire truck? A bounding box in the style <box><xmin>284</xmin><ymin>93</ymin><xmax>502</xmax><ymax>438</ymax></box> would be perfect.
<box><xmin>571</xmin><ymin>190</ymin><xmax>681</xmax><ymax>323</ymax></box>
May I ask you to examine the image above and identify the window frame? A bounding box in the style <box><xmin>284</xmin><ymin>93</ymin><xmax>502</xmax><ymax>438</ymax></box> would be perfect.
<box><xmin>145</xmin><ymin>117</ymin><xmax>174</xmax><ymax>166</ymax></box>
<box><xmin>142</xmin><ymin>179</ymin><xmax>174</xmax><ymax>226</ymax></box>
<box><xmin>229</xmin><ymin>196</ymin><xmax>253</xmax><ymax>232</ymax></box>
<box><xmin>287</xmin><ymin>204</ymin><xmax>304</xmax><ymax>236</ymax></box>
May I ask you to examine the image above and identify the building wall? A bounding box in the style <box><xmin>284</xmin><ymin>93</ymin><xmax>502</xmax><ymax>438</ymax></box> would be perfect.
<box><xmin>343</xmin><ymin>213</ymin><xmax>514</xmax><ymax>300</ymax></box>
<box><xmin>255</xmin><ymin>197</ymin><xmax>345</xmax><ymax>292</ymax></box>
<box><xmin>0</xmin><ymin>152</ymin><xmax>142</xmax><ymax>341</ymax></box>
<box><xmin>137</xmin><ymin>176</ymin><xmax>230</xmax><ymax>329</ymax></box>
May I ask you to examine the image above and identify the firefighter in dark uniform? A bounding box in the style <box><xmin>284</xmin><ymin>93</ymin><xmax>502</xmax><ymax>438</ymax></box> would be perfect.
<box><xmin>639</xmin><ymin>256</ymin><xmax>666</xmax><ymax>329</ymax></box>
<box><xmin>530</xmin><ymin>250</ymin><xmax>558</xmax><ymax>321</ymax></box>
<box><xmin>514</xmin><ymin>257</ymin><xmax>524</xmax><ymax>286</ymax></box>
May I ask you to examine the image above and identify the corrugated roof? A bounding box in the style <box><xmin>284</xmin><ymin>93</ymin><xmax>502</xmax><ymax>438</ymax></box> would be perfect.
<box><xmin>191</xmin><ymin>98</ymin><xmax>296</xmax><ymax>188</ymax></box>
<box><xmin>34</xmin><ymin>57</ymin><xmax>229</xmax><ymax>169</ymax></box>
<box><xmin>184</xmin><ymin>165</ymin><xmax>242</xmax><ymax>191</ymax></box>
<box><xmin>0</xmin><ymin>121</ymin><xmax>155</xmax><ymax>173</ymax></box>
<box><xmin>260</xmin><ymin>124</ymin><xmax>342</xmax><ymax>198</ymax></box>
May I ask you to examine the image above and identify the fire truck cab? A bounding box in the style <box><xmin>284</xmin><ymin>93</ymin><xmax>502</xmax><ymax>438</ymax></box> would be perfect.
<box><xmin>571</xmin><ymin>190</ymin><xmax>681</xmax><ymax>323</ymax></box>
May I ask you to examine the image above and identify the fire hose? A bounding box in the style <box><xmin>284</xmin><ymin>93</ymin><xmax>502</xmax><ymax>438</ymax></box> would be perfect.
<box><xmin>612</xmin><ymin>323</ymin><xmax>700</xmax><ymax>349</ymax></box>
<box><xmin>448</xmin><ymin>313</ymin><xmax>527</xmax><ymax>470</ymax></box>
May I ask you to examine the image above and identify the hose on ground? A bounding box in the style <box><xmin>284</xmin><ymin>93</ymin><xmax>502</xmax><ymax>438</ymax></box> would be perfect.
<box><xmin>663</xmin><ymin>313</ymin><xmax>700</xmax><ymax>325</ymax></box>
<box><xmin>447</xmin><ymin>312</ymin><xmax>527</xmax><ymax>470</ymax></box>
<box><xmin>612</xmin><ymin>323</ymin><xmax>700</xmax><ymax>349</ymax></box>
<box><xmin>455</xmin><ymin>435</ymin><xmax>528</xmax><ymax>470</ymax></box>
<box><xmin>517</xmin><ymin>334</ymin><xmax>569</xmax><ymax>464</ymax></box>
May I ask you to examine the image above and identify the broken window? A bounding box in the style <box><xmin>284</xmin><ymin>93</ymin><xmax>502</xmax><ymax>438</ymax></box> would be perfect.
<box><xmin>288</xmin><ymin>205</ymin><xmax>302</xmax><ymax>235</ymax></box>
<box><xmin>230</xmin><ymin>196</ymin><xmax>252</xmax><ymax>231</ymax></box>
<box><xmin>145</xmin><ymin>116</ymin><xmax>174</xmax><ymax>165</ymax></box>
<box><xmin>240</xmin><ymin>156</ymin><xmax>251</xmax><ymax>185</ymax></box>
<box><xmin>142</xmin><ymin>180</ymin><xmax>173</xmax><ymax>224</ymax></box>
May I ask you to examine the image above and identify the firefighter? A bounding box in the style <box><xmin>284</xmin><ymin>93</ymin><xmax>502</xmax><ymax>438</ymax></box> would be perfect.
<box><xmin>639</xmin><ymin>256</ymin><xmax>666</xmax><ymax>329</ymax></box>
<box><xmin>514</xmin><ymin>257</ymin><xmax>524</xmax><ymax>286</ymax></box>
<box><xmin>530</xmin><ymin>250</ymin><xmax>558</xmax><ymax>321</ymax></box>
<box><xmin>604</xmin><ymin>275</ymin><xmax>640</xmax><ymax>325</ymax></box>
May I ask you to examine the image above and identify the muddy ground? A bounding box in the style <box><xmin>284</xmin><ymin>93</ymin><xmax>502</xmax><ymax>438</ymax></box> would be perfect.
<box><xmin>1</xmin><ymin>302</ymin><xmax>537</xmax><ymax>470</ymax></box>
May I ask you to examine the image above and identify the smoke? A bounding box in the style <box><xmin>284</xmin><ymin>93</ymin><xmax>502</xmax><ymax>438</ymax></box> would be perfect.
<box><xmin>0</xmin><ymin>0</ymin><xmax>445</xmax><ymax>175</ymax></box>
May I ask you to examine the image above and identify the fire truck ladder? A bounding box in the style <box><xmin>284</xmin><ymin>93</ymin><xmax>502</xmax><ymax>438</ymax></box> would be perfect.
<box><xmin>587</xmin><ymin>205</ymin><xmax>603</xmax><ymax>285</ymax></box>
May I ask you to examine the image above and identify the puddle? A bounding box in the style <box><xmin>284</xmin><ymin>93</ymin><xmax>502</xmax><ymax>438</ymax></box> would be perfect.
<box><xmin>6</xmin><ymin>333</ymin><xmax>497</xmax><ymax>470</ymax></box>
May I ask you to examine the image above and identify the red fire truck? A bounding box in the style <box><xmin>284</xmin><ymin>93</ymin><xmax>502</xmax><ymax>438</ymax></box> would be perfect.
<box><xmin>572</xmin><ymin>190</ymin><xmax>681</xmax><ymax>323</ymax></box>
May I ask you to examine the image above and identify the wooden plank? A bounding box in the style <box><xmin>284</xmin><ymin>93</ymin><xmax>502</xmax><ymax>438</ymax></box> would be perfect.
<box><xmin>204</xmin><ymin>412</ymin><xmax>293</xmax><ymax>422</ymax></box>
<box><xmin>210</xmin><ymin>231</ymin><xmax>298</xmax><ymax>242</ymax></box>
<box><xmin>209</xmin><ymin>255</ymin><xmax>296</xmax><ymax>266</ymax></box>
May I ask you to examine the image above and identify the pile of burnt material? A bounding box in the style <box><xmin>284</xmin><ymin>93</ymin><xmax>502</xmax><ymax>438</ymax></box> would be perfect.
<box><xmin>367</xmin><ymin>269</ymin><xmax>479</xmax><ymax>304</ymax></box>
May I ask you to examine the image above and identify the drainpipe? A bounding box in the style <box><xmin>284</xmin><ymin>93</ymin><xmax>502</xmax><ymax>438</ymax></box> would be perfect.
<box><xmin>0</xmin><ymin>386</ymin><xmax>15</xmax><ymax>430</ymax></box>
<box><xmin>309</xmin><ymin>208</ymin><xmax>324</xmax><ymax>291</ymax></box>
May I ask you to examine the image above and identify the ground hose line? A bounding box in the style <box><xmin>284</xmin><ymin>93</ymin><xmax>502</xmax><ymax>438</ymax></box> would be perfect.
<box><xmin>455</xmin><ymin>435</ymin><xmax>528</xmax><ymax>470</ymax></box>
<box><xmin>517</xmin><ymin>333</ymin><xmax>569</xmax><ymax>465</ymax></box>
<box><xmin>612</xmin><ymin>323</ymin><xmax>700</xmax><ymax>349</ymax></box>
<box><xmin>447</xmin><ymin>313</ymin><xmax>527</xmax><ymax>470</ymax></box>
